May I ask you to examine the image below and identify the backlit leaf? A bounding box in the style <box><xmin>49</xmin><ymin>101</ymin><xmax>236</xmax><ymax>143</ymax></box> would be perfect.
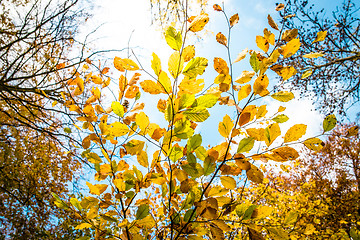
<box><xmin>233</xmin><ymin>48</ymin><xmax>248</xmax><ymax>63</ymax></box>
<box><xmin>271</xmin><ymin>91</ymin><xmax>294</xmax><ymax>102</ymax></box>
<box><xmin>323</xmin><ymin>114</ymin><xmax>337</xmax><ymax>132</ymax></box>
<box><xmin>235</xmin><ymin>70</ymin><xmax>255</xmax><ymax>84</ymax></box>
<box><xmin>304</xmin><ymin>138</ymin><xmax>325</xmax><ymax>151</ymax></box>
<box><xmin>165</xmin><ymin>26</ymin><xmax>182</xmax><ymax>51</ymax></box>
<box><xmin>253</xmin><ymin>75</ymin><xmax>269</xmax><ymax>96</ymax></box>
<box><xmin>182</xmin><ymin>45</ymin><xmax>195</xmax><ymax>62</ymax></box>
<box><xmin>214</xmin><ymin>57</ymin><xmax>229</xmax><ymax>75</ymax></box>
<box><xmin>250</xmin><ymin>53</ymin><xmax>260</xmax><ymax>73</ymax></box>
<box><xmin>281</xmin><ymin>38</ymin><xmax>301</xmax><ymax>58</ymax></box>
<box><xmin>110</xmin><ymin>122</ymin><xmax>129</xmax><ymax>137</ymax></box>
<box><xmin>158</xmin><ymin>71</ymin><xmax>172</xmax><ymax>93</ymax></box>
<box><xmin>284</xmin><ymin>124</ymin><xmax>307</xmax><ymax>143</ymax></box>
<box><xmin>195</xmin><ymin>94</ymin><xmax>218</xmax><ymax>108</ymax></box>
<box><xmin>136</xmin><ymin>112</ymin><xmax>150</xmax><ymax>132</ymax></box>
<box><xmin>267</xmin><ymin>14</ymin><xmax>279</xmax><ymax>30</ymax></box>
<box><xmin>189</xmin><ymin>13</ymin><xmax>209</xmax><ymax>32</ymax></box>
<box><xmin>229</xmin><ymin>13</ymin><xmax>239</xmax><ymax>27</ymax></box>
<box><xmin>220</xmin><ymin>176</ymin><xmax>236</xmax><ymax>190</ymax></box>
<box><xmin>303</xmin><ymin>52</ymin><xmax>324</xmax><ymax>58</ymax></box>
<box><xmin>256</xmin><ymin>35</ymin><xmax>269</xmax><ymax>52</ymax></box>
<box><xmin>111</xmin><ymin>101</ymin><xmax>124</xmax><ymax>117</ymax></box>
<box><xmin>75</xmin><ymin>223</ymin><xmax>92</xmax><ymax>230</ymax></box>
<box><xmin>301</xmin><ymin>69</ymin><xmax>313</xmax><ymax>79</ymax></box>
<box><xmin>282</xmin><ymin>29</ymin><xmax>298</xmax><ymax>42</ymax></box>
<box><xmin>182</xmin><ymin>57</ymin><xmax>208</xmax><ymax>78</ymax></box>
<box><xmin>272</xmin><ymin>114</ymin><xmax>289</xmax><ymax>123</ymax></box>
<box><xmin>168</xmin><ymin>51</ymin><xmax>184</xmax><ymax>79</ymax></box>
<box><xmin>216</xmin><ymin>32</ymin><xmax>227</xmax><ymax>46</ymax></box>
<box><xmin>238</xmin><ymin>84</ymin><xmax>252</xmax><ymax>101</ymax></box>
<box><xmin>183</xmin><ymin>108</ymin><xmax>209</xmax><ymax>122</ymax></box>
<box><xmin>265</xmin><ymin>123</ymin><xmax>281</xmax><ymax>146</ymax></box>
<box><xmin>218</xmin><ymin>114</ymin><xmax>234</xmax><ymax>138</ymax></box>
<box><xmin>86</xmin><ymin>182</ymin><xmax>108</xmax><ymax>195</ymax></box>
<box><xmin>313</xmin><ymin>31</ymin><xmax>327</xmax><ymax>43</ymax></box>
<box><xmin>246</xmin><ymin>164</ymin><xmax>263</xmax><ymax>183</ymax></box>
<box><xmin>140</xmin><ymin>80</ymin><xmax>164</xmax><ymax>94</ymax></box>
<box><xmin>151</xmin><ymin>53</ymin><xmax>161</xmax><ymax>76</ymax></box>
<box><xmin>237</xmin><ymin>137</ymin><xmax>255</xmax><ymax>153</ymax></box>
<box><xmin>114</xmin><ymin>57</ymin><xmax>139</xmax><ymax>71</ymax></box>
<box><xmin>136</xmin><ymin>204</ymin><xmax>149</xmax><ymax>220</ymax></box>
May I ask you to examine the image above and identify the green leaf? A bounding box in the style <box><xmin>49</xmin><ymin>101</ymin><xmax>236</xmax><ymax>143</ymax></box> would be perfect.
<box><xmin>136</xmin><ymin>204</ymin><xmax>150</xmax><ymax>220</ymax></box>
<box><xmin>243</xmin><ymin>205</ymin><xmax>257</xmax><ymax>220</ymax></box>
<box><xmin>181</xmin><ymin>163</ymin><xmax>203</xmax><ymax>178</ymax></box>
<box><xmin>272</xmin><ymin>114</ymin><xmax>289</xmax><ymax>123</ymax></box>
<box><xmin>179</xmin><ymin>94</ymin><xmax>195</xmax><ymax>109</ymax></box>
<box><xmin>323</xmin><ymin>114</ymin><xmax>337</xmax><ymax>132</ymax></box>
<box><xmin>203</xmin><ymin>157</ymin><xmax>216</xmax><ymax>176</ymax></box>
<box><xmin>184</xmin><ymin>209</ymin><xmax>196</xmax><ymax>222</ymax></box>
<box><xmin>187</xmin><ymin>134</ymin><xmax>202</xmax><ymax>152</ymax></box>
<box><xmin>237</xmin><ymin>137</ymin><xmax>255</xmax><ymax>153</ymax></box>
<box><xmin>64</xmin><ymin>127</ymin><xmax>72</xmax><ymax>133</ymax></box>
<box><xmin>183</xmin><ymin>108</ymin><xmax>210</xmax><ymax>122</ymax></box>
<box><xmin>165</xmin><ymin>26</ymin><xmax>182</xmax><ymax>51</ymax></box>
<box><xmin>271</xmin><ymin>91</ymin><xmax>294</xmax><ymax>102</ymax></box>
<box><xmin>194</xmin><ymin>94</ymin><xmax>218</xmax><ymax>108</ymax></box>
<box><xmin>250</xmin><ymin>52</ymin><xmax>260</xmax><ymax>73</ymax></box>
<box><xmin>182</xmin><ymin>57</ymin><xmax>208</xmax><ymax>78</ymax></box>
<box><xmin>169</xmin><ymin>145</ymin><xmax>183</xmax><ymax>163</ymax></box>
<box><xmin>111</xmin><ymin>101</ymin><xmax>124</xmax><ymax>117</ymax></box>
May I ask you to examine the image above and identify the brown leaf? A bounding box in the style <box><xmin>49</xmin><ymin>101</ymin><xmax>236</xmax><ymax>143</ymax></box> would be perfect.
<box><xmin>229</xmin><ymin>13</ymin><xmax>239</xmax><ymax>27</ymax></box>
<box><xmin>213</xmin><ymin>4</ymin><xmax>222</xmax><ymax>11</ymax></box>
<box><xmin>216</xmin><ymin>32</ymin><xmax>227</xmax><ymax>46</ymax></box>
<box><xmin>267</xmin><ymin>15</ymin><xmax>279</xmax><ymax>30</ymax></box>
<box><xmin>275</xmin><ymin>3</ymin><xmax>285</xmax><ymax>11</ymax></box>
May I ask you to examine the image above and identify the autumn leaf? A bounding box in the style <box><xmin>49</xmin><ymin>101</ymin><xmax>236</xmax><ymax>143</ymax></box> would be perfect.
<box><xmin>114</xmin><ymin>57</ymin><xmax>139</xmax><ymax>71</ymax></box>
<box><xmin>233</xmin><ymin>48</ymin><xmax>248</xmax><ymax>63</ymax></box>
<box><xmin>271</xmin><ymin>91</ymin><xmax>294</xmax><ymax>102</ymax></box>
<box><xmin>313</xmin><ymin>31</ymin><xmax>327</xmax><ymax>43</ymax></box>
<box><xmin>267</xmin><ymin>14</ymin><xmax>279</xmax><ymax>30</ymax></box>
<box><xmin>304</xmin><ymin>137</ymin><xmax>325</xmax><ymax>151</ymax></box>
<box><xmin>229</xmin><ymin>13</ymin><xmax>239</xmax><ymax>27</ymax></box>
<box><xmin>213</xmin><ymin>4</ymin><xmax>222</xmax><ymax>11</ymax></box>
<box><xmin>265</xmin><ymin>123</ymin><xmax>281</xmax><ymax>146</ymax></box>
<box><xmin>256</xmin><ymin>35</ymin><xmax>269</xmax><ymax>52</ymax></box>
<box><xmin>238</xmin><ymin>84</ymin><xmax>252</xmax><ymax>101</ymax></box>
<box><xmin>220</xmin><ymin>176</ymin><xmax>236</xmax><ymax>190</ymax></box>
<box><xmin>235</xmin><ymin>70</ymin><xmax>255</xmax><ymax>84</ymax></box>
<box><xmin>218</xmin><ymin>114</ymin><xmax>234</xmax><ymax>138</ymax></box>
<box><xmin>214</xmin><ymin>57</ymin><xmax>229</xmax><ymax>75</ymax></box>
<box><xmin>237</xmin><ymin>137</ymin><xmax>255</xmax><ymax>153</ymax></box>
<box><xmin>303</xmin><ymin>52</ymin><xmax>324</xmax><ymax>58</ymax></box>
<box><xmin>246</xmin><ymin>164</ymin><xmax>264</xmax><ymax>183</ymax></box>
<box><xmin>281</xmin><ymin>38</ymin><xmax>301</xmax><ymax>58</ymax></box>
<box><xmin>182</xmin><ymin>57</ymin><xmax>208</xmax><ymax>78</ymax></box>
<box><xmin>182</xmin><ymin>45</ymin><xmax>195</xmax><ymax>62</ymax></box>
<box><xmin>86</xmin><ymin>182</ymin><xmax>108</xmax><ymax>195</ymax></box>
<box><xmin>165</xmin><ymin>26</ymin><xmax>182</xmax><ymax>51</ymax></box>
<box><xmin>216</xmin><ymin>32</ymin><xmax>227</xmax><ymax>46</ymax></box>
<box><xmin>188</xmin><ymin>13</ymin><xmax>209</xmax><ymax>32</ymax></box>
<box><xmin>284</xmin><ymin>124</ymin><xmax>307</xmax><ymax>143</ymax></box>
<box><xmin>323</xmin><ymin>114</ymin><xmax>337</xmax><ymax>132</ymax></box>
<box><xmin>151</xmin><ymin>53</ymin><xmax>161</xmax><ymax>76</ymax></box>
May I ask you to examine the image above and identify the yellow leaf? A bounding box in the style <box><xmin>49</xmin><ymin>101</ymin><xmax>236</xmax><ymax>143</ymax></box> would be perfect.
<box><xmin>233</xmin><ymin>48</ymin><xmax>248</xmax><ymax>63</ymax></box>
<box><xmin>216</xmin><ymin>32</ymin><xmax>227</xmax><ymax>46</ymax></box>
<box><xmin>140</xmin><ymin>80</ymin><xmax>164</xmax><ymax>94</ymax></box>
<box><xmin>218</xmin><ymin>114</ymin><xmax>234</xmax><ymax>138</ymax></box>
<box><xmin>220</xmin><ymin>176</ymin><xmax>236</xmax><ymax>190</ymax></box>
<box><xmin>304</xmin><ymin>137</ymin><xmax>324</xmax><ymax>151</ymax></box>
<box><xmin>246</xmin><ymin>128</ymin><xmax>265</xmax><ymax>141</ymax></box>
<box><xmin>213</xmin><ymin>4</ymin><xmax>222</xmax><ymax>11</ymax></box>
<box><xmin>75</xmin><ymin>223</ymin><xmax>92</xmax><ymax>230</ymax></box>
<box><xmin>279</xmin><ymin>66</ymin><xmax>297</xmax><ymax>80</ymax></box>
<box><xmin>254</xmin><ymin>205</ymin><xmax>273</xmax><ymax>219</ymax></box>
<box><xmin>86</xmin><ymin>182</ymin><xmax>108</xmax><ymax>195</ymax></box>
<box><xmin>188</xmin><ymin>13</ymin><xmax>209</xmax><ymax>32</ymax></box>
<box><xmin>235</xmin><ymin>70</ymin><xmax>255</xmax><ymax>84</ymax></box>
<box><xmin>264</xmin><ymin>28</ymin><xmax>275</xmax><ymax>45</ymax></box>
<box><xmin>168</xmin><ymin>51</ymin><xmax>184</xmax><ymax>79</ymax></box>
<box><xmin>151</xmin><ymin>53</ymin><xmax>161</xmax><ymax>76</ymax></box>
<box><xmin>271</xmin><ymin>91</ymin><xmax>294</xmax><ymax>102</ymax></box>
<box><xmin>265</xmin><ymin>123</ymin><xmax>281</xmax><ymax>146</ymax></box>
<box><xmin>313</xmin><ymin>31</ymin><xmax>327</xmax><ymax>43</ymax></box>
<box><xmin>114</xmin><ymin>57</ymin><xmax>139</xmax><ymax>71</ymax></box>
<box><xmin>137</xmin><ymin>150</ymin><xmax>149</xmax><ymax>168</ymax></box>
<box><xmin>284</xmin><ymin>124</ymin><xmax>307</xmax><ymax>143</ymax></box>
<box><xmin>281</xmin><ymin>38</ymin><xmax>301</xmax><ymax>58</ymax></box>
<box><xmin>125</xmin><ymin>85</ymin><xmax>139</xmax><ymax>99</ymax></box>
<box><xmin>238</xmin><ymin>84</ymin><xmax>252</xmax><ymax>101</ymax></box>
<box><xmin>229</xmin><ymin>13</ymin><xmax>239</xmax><ymax>27</ymax></box>
<box><xmin>111</xmin><ymin>101</ymin><xmax>124</xmax><ymax>117</ymax></box>
<box><xmin>256</xmin><ymin>35</ymin><xmax>269</xmax><ymax>52</ymax></box>
<box><xmin>246</xmin><ymin>164</ymin><xmax>263</xmax><ymax>183</ymax></box>
<box><xmin>214</xmin><ymin>57</ymin><xmax>229</xmax><ymax>75</ymax></box>
<box><xmin>178</xmin><ymin>77</ymin><xmax>204</xmax><ymax>95</ymax></box>
<box><xmin>303</xmin><ymin>52</ymin><xmax>324</xmax><ymax>58</ymax></box>
<box><xmin>267</xmin><ymin>14</ymin><xmax>279</xmax><ymax>30</ymax></box>
<box><xmin>270</xmin><ymin>146</ymin><xmax>299</xmax><ymax>161</ymax></box>
<box><xmin>182</xmin><ymin>45</ymin><xmax>195</xmax><ymax>62</ymax></box>
<box><xmin>208</xmin><ymin>186</ymin><xmax>229</xmax><ymax>197</ymax></box>
<box><xmin>158</xmin><ymin>71</ymin><xmax>172</xmax><ymax>93</ymax></box>
<box><xmin>253</xmin><ymin>75</ymin><xmax>269</xmax><ymax>96</ymax></box>
<box><xmin>113</xmin><ymin>178</ymin><xmax>126</xmax><ymax>191</ymax></box>
<box><xmin>136</xmin><ymin>112</ymin><xmax>150</xmax><ymax>132</ymax></box>
<box><xmin>110</xmin><ymin>122</ymin><xmax>129</xmax><ymax>137</ymax></box>
<box><xmin>346</xmin><ymin>126</ymin><xmax>359</xmax><ymax>137</ymax></box>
